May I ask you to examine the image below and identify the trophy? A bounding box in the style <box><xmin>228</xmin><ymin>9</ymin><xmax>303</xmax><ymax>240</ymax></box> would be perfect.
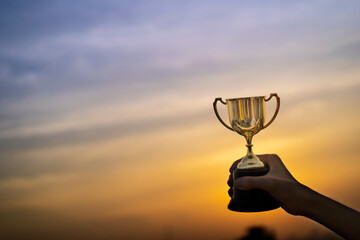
<box><xmin>213</xmin><ymin>93</ymin><xmax>281</xmax><ymax>212</ymax></box>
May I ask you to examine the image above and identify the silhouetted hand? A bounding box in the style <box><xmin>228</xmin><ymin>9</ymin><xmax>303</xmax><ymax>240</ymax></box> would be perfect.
<box><xmin>228</xmin><ymin>154</ymin><xmax>305</xmax><ymax>215</ymax></box>
<box><xmin>228</xmin><ymin>154</ymin><xmax>360</xmax><ymax>240</ymax></box>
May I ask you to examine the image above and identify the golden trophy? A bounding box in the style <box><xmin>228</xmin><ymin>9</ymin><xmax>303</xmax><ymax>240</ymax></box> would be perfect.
<box><xmin>213</xmin><ymin>93</ymin><xmax>281</xmax><ymax>212</ymax></box>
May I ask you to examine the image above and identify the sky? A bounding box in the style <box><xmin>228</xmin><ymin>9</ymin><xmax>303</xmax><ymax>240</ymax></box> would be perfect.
<box><xmin>0</xmin><ymin>1</ymin><xmax>360</xmax><ymax>239</ymax></box>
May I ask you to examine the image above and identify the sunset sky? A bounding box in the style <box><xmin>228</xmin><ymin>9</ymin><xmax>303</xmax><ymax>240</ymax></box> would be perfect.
<box><xmin>1</xmin><ymin>1</ymin><xmax>360</xmax><ymax>239</ymax></box>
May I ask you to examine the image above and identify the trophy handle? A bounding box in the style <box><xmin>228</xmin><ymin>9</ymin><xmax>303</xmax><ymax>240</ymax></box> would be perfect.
<box><xmin>213</xmin><ymin>98</ymin><xmax>234</xmax><ymax>131</ymax></box>
<box><xmin>263</xmin><ymin>93</ymin><xmax>280</xmax><ymax>129</ymax></box>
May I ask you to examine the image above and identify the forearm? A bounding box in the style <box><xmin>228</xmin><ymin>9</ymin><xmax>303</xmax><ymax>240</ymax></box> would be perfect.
<box><xmin>298</xmin><ymin>185</ymin><xmax>360</xmax><ymax>240</ymax></box>
<box><xmin>230</xmin><ymin>155</ymin><xmax>360</xmax><ymax>239</ymax></box>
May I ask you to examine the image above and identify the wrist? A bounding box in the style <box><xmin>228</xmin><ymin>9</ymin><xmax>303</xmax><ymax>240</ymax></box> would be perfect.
<box><xmin>279</xmin><ymin>181</ymin><xmax>315</xmax><ymax>216</ymax></box>
<box><xmin>291</xmin><ymin>184</ymin><xmax>320</xmax><ymax>217</ymax></box>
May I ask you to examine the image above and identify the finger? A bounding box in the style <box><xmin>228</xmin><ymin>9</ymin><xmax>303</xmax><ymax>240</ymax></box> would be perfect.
<box><xmin>257</xmin><ymin>154</ymin><xmax>282</xmax><ymax>170</ymax></box>
<box><xmin>257</xmin><ymin>154</ymin><xmax>277</xmax><ymax>165</ymax></box>
<box><xmin>257</xmin><ymin>154</ymin><xmax>295</xmax><ymax>179</ymax></box>
<box><xmin>227</xmin><ymin>174</ymin><xmax>233</xmax><ymax>187</ymax></box>
<box><xmin>228</xmin><ymin>188</ymin><xmax>233</xmax><ymax>197</ymax></box>
<box><xmin>234</xmin><ymin>175</ymin><xmax>269</xmax><ymax>191</ymax></box>
<box><xmin>229</xmin><ymin>159</ymin><xmax>241</xmax><ymax>173</ymax></box>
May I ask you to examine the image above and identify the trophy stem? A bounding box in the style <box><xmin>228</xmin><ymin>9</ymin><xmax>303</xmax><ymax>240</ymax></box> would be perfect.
<box><xmin>246</xmin><ymin>143</ymin><xmax>253</xmax><ymax>152</ymax></box>
<box><xmin>245</xmin><ymin>135</ymin><xmax>254</xmax><ymax>160</ymax></box>
<box><xmin>245</xmin><ymin>144</ymin><xmax>256</xmax><ymax>161</ymax></box>
<box><xmin>245</xmin><ymin>135</ymin><xmax>253</xmax><ymax>148</ymax></box>
<box><xmin>246</xmin><ymin>144</ymin><xmax>253</xmax><ymax>157</ymax></box>
<box><xmin>237</xmin><ymin>137</ymin><xmax>264</xmax><ymax>169</ymax></box>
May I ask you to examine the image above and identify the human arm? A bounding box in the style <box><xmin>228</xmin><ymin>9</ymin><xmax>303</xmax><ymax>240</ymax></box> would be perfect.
<box><xmin>228</xmin><ymin>154</ymin><xmax>360</xmax><ymax>240</ymax></box>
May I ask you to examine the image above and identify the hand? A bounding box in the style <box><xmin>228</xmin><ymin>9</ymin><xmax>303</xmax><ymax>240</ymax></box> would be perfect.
<box><xmin>228</xmin><ymin>154</ymin><xmax>311</xmax><ymax>215</ymax></box>
<box><xmin>227</xmin><ymin>154</ymin><xmax>360</xmax><ymax>240</ymax></box>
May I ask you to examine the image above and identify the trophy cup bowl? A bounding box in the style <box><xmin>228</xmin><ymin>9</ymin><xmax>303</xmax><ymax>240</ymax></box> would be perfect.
<box><xmin>213</xmin><ymin>93</ymin><xmax>281</xmax><ymax>212</ymax></box>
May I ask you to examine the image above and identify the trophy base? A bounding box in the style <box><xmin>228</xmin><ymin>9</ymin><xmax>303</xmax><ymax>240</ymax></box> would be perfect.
<box><xmin>228</xmin><ymin>167</ymin><xmax>281</xmax><ymax>212</ymax></box>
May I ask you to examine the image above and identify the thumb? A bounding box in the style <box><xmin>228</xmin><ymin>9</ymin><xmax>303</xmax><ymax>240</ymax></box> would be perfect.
<box><xmin>234</xmin><ymin>176</ymin><xmax>268</xmax><ymax>191</ymax></box>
